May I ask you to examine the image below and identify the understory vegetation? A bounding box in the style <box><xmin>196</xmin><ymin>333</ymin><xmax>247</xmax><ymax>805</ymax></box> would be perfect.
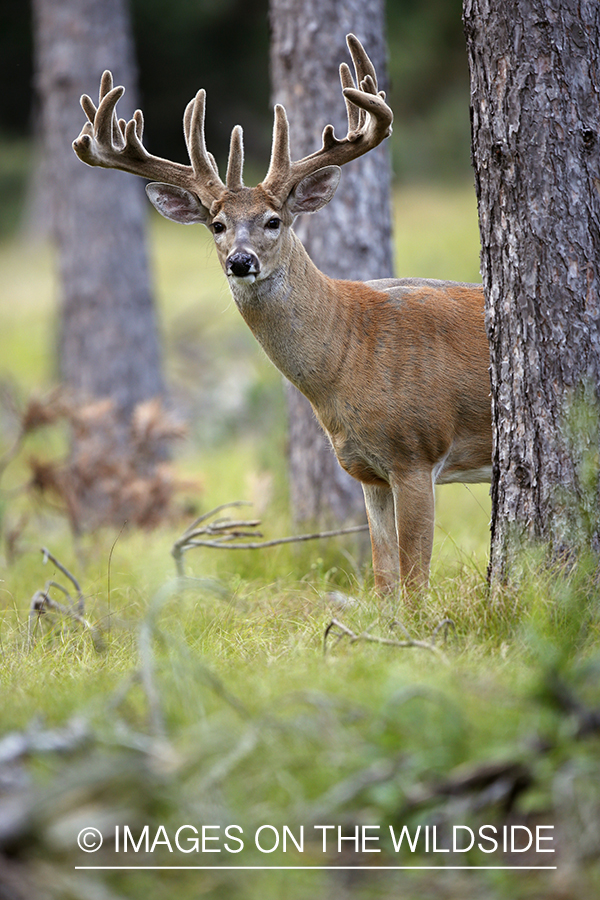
<box><xmin>1</xmin><ymin>185</ymin><xmax>599</xmax><ymax>898</ymax></box>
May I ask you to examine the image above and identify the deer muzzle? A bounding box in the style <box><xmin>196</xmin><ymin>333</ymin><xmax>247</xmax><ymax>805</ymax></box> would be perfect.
<box><xmin>226</xmin><ymin>251</ymin><xmax>260</xmax><ymax>280</ymax></box>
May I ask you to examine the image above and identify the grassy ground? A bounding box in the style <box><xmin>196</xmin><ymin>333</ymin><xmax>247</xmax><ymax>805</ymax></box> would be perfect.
<box><xmin>1</xmin><ymin>184</ymin><xmax>599</xmax><ymax>899</ymax></box>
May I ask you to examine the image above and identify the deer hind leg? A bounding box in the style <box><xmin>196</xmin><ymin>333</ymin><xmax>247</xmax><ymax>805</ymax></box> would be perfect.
<box><xmin>390</xmin><ymin>469</ymin><xmax>436</xmax><ymax>596</ymax></box>
<box><xmin>362</xmin><ymin>482</ymin><xmax>400</xmax><ymax>594</ymax></box>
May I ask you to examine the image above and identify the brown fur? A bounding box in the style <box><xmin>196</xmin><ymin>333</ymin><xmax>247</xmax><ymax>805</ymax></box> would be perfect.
<box><xmin>213</xmin><ymin>207</ymin><xmax>492</xmax><ymax>597</ymax></box>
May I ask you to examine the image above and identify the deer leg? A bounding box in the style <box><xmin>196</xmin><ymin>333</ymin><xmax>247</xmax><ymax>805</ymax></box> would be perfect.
<box><xmin>390</xmin><ymin>470</ymin><xmax>435</xmax><ymax>596</ymax></box>
<box><xmin>362</xmin><ymin>482</ymin><xmax>400</xmax><ymax>594</ymax></box>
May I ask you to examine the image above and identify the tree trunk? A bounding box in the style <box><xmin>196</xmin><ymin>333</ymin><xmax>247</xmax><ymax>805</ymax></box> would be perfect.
<box><xmin>463</xmin><ymin>0</ymin><xmax>600</xmax><ymax>583</ymax></box>
<box><xmin>269</xmin><ymin>0</ymin><xmax>394</xmax><ymax>524</ymax></box>
<box><xmin>32</xmin><ymin>0</ymin><xmax>168</xmax><ymax>531</ymax></box>
<box><xmin>32</xmin><ymin>0</ymin><xmax>163</xmax><ymax>414</ymax></box>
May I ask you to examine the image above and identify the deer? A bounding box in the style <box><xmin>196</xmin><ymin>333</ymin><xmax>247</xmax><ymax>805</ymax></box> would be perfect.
<box><xmin>72</xmin><ymin>34</ymin><xmax>492</xmax><ymax>598</ymax></box>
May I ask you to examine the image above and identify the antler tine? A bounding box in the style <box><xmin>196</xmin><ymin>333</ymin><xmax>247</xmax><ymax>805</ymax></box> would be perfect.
<box><xmin>183</xmin><ymin>97</ymin><xmax>218</xmax><ymax>181</ymax></box>
<box><xmin>339</xmin><ymin>62</ymin><xmax>361</xmax><ymax>135</ymax></box>
<box><xmin>260</xmin><ymin>35</ymin><xmax>392</xmax><ymax>202</ymax></box>
<box><xmin>346</xmin><ymin>33</ymin><xmax>378</xmax><ymax>91</ymax></box>
<box><xmin>184</xmin><ymin>90</ymin><xmax>226</xmax><ymax>201</ymax></box>
<box><xmin>226</xmin><ymin>125</ymin><xmax>245</xmax><ymax>191</ymax></box>
<box><xmin>183</xmin><ymin>97</ymin><xmax>216</xmax><ymax>178</ymax></box>
<box><xmin>262</xmin><ymin>105</ymin><xmax>293</xmax><ymax>200</ymax></box>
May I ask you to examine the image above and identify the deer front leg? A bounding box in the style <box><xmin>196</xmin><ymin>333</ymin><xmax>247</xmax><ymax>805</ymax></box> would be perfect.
<box><xmin>390</xmin><ymin>469</ymin><xmax>435</xmax><ymax>596</ymax></box>
<box><xmin>362</xmin><ymin>482</ymin><xmax>400</xmax><ymax>594</ymax></box>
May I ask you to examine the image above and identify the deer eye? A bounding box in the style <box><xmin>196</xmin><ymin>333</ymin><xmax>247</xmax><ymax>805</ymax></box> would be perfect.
<box><xmin>212</xmin><ymin>221</ymin><xmax>226</xmax><ymax>234</ymax></box>
<box><xmin>265</xmin><ymin>217</ymin><xmax>281</xmax><ymax>230</ymax></box>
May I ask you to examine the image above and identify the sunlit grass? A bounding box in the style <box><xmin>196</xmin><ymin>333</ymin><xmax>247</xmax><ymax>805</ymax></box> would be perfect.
<box><xmin>0</xmin><ymin>239</ymin><xmax>56</xmax><ymax>388</ymax></box>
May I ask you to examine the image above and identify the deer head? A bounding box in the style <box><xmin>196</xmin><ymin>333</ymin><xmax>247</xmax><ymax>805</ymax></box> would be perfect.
<box><xmin>72</xmin><ymin>35</ymin><xmax>393</xmax><ymax>286</ymax></box>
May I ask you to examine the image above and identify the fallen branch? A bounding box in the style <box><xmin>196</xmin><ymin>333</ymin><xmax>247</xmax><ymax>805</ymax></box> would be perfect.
<box><xmin>172</xmin><ymin>502</ymin><xmax>369</xmax><ymax>578</ymax></box>
<box><xmin>400</xmin><ymin>758</ymin><xmax>534</xmax><ymax>817</ymax></box>
<box><xmin>0</xmin><ymin>717</ymin><xmax>90</xmax><ymax>767</ymax></box>
<box><xmin>323</xmin><ymin>617</ymin><xmax>450</xmax><ymax>664</ymax></box>
<box><xmin>28</xmin><ymin>549</ymin><xmax>102</xmax><ymax>648</ymax></box>
<box><xmin>41</xmin><ymin>547</ymin><xmax>84</xmax><ymax>614</ymax></box>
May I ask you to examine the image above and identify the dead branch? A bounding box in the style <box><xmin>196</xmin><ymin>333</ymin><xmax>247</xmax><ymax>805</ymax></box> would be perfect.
<box><xmin>400</xmin><ymin>759</ymin><xmax>534</xmax><ymax>817</ymax></box>
<box><xmin>41</xmin><ymin>547</ymin><xmax>84</xmax><ymax>613</ymax></box>
<box><xmin>0</xmin><ymin>717</ymin><xmax>90</xmax><ymax>767</ymax></box>
<box><xmin>28</xmin><ymin>550</ymin><xmax>102</xmax><ymax>648</ymax></box>
<box><xmin>172</xmin><ymin>501</ymin><xmax>369</xmax><ymax>577</ymax></box>
<box><xmin>179</xmin><ymin>500</ymin><xmax>253</xmax><ymax>533</ymax></box>
<box><xmin>324</xmin><ymin>617</ymin><xmax>449</xmax><ymax>664</ymax></box>
<box><xmin>28</xmin><ymin>587</ymin><xmax>97</xmax><ymax>647</ymax></box>
<box><xmin>431</xmin><ymin>617</ymin><xmax>456</xmax><ymax>645</ymax></box>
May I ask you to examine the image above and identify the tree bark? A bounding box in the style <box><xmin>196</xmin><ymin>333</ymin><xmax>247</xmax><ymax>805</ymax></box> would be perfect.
<box><xmin>464</xmin><ymin>0</ymin><xmax>600</xmax><ymax>582</ymax></box>
<box><xmin>269</xmin><ymin>0</ymin><xmax>394</xmax><ymax>524</ymax></box>
<box><xmin>32</xmin><ymin>0</ymin><xmax>164</xmax><ymax>416</ymax></box>
<box><xmin>32</xmin><ymin>0</ymin><xmax>169</xmax><ymax>531</ymax></box>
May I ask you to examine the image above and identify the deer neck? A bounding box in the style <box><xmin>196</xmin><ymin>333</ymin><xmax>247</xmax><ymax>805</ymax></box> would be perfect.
<box><xmin>227</xmin><ymin>230</ymin><xmax>346</xmax><ymax>406</ymax></box>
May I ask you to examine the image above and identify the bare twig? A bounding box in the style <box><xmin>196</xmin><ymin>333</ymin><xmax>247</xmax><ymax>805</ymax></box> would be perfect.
<box><xmin>28</xmin><ymin>587</ymin><xmax>97</xmax><ymax>647</ymax></box>
<box><xmin>431</xmin><ymin>617</ymin><xmax>456</xmax><ymax>645</ymax></box>
<box><xmin>400</xmin><ymin>759</ymin><xmax>533</xmax><ymax>816</ymax></box>
<box><xmin>172</xmin><ymin>502</ymin><xmax>369</xmax><ymax>577</ymax></box>
<box><xmin>180</xmin><ymin>500</ymin><xmax>253</xmax><ymax>533</ymax></box>
<box><xmin>324</xmin><ymin>618</ymin><xmax>449</xmax><ymax>664</ymax></box>
<box><xmin>389</xmin><ymin>618</ymin><xmax>413</xmax><ymax>641</ymax></box>
<box><xmin>0</xmin><ymin>717</ymin><xmax>90</xmax><ymax>766</ymax></box>
<box><xmin>28</xmin><ymin>550</ymin><xmax>102</xmax><ymax>648</ymax></box>
<box><xmin>41</xmin><ymin>547</ymin><xmax>84</xmax><ymax>614</ymax></box>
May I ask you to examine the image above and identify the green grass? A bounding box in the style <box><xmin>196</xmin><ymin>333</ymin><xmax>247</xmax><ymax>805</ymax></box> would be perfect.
<box><xmin>1</xmin><ymin>183</ymin><xmax>599</xmax><ymax>899</ymax></box>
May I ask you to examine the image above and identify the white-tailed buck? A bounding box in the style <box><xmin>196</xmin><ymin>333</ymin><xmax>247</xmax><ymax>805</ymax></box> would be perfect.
<box><xmin>73</xmin><ymin>35</ymin><xmax>492</xmax><ymax>597</ymax></box>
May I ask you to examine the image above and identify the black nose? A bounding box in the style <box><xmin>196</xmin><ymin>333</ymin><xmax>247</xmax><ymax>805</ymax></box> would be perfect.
<box><xmin>227</xmin><ymin>252</ymin><xmax>259</xmax><ymax>278</ymax></box>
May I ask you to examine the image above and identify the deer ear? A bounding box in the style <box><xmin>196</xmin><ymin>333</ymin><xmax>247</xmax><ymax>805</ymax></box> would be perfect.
<box><xmin>146</xmin><ymin>183</ymin><xmax>210</xmax><ymax>225</ymax></box>
<box><xmin>286</xmin><ymin>165</ymin><xmax>341</xmax><ymax>216</ymax></box>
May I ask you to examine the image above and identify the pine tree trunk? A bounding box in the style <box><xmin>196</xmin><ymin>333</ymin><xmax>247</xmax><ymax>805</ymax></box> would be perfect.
<box><xmin>32</xmin><ymin>0</ymin><xmax>164</xmax><ymax>416</ymax></box>
<box><xmin>464</xmin><ymin>0</ymin><xmax>600</xmax><ymax>582</ymax></box>
<box><xmin>32</xmin><ymin>0</ymin><xmax>168</xmax><ymax>531</ymax></box>
<box><xmin>269</xmin><ymin>0</ymin><xmax>394</xmax><ymax>524</ymax></box>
